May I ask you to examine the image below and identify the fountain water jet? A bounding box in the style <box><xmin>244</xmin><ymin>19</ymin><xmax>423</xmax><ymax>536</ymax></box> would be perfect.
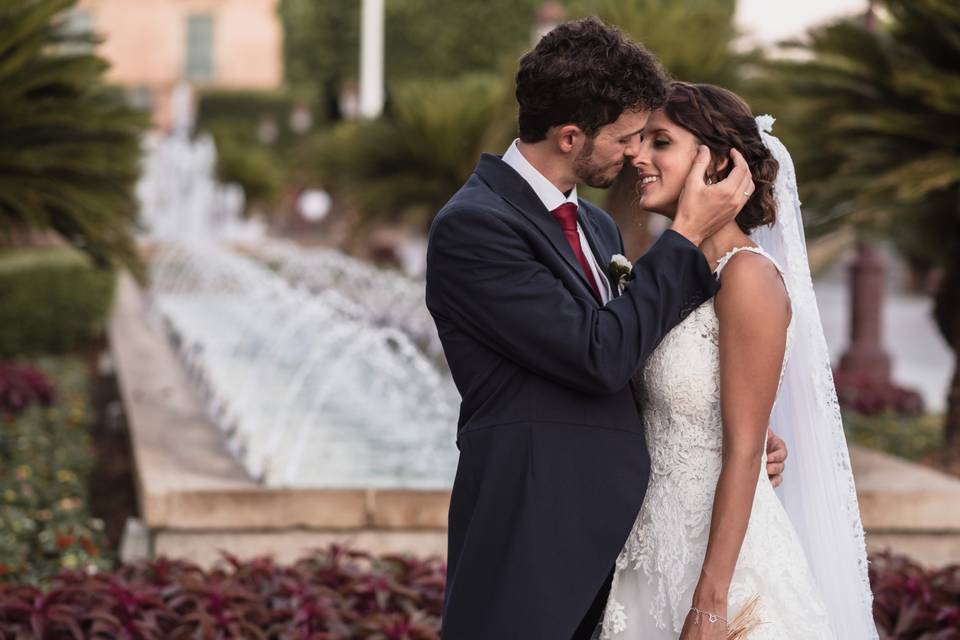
<box><xmin>136</xmin><ymin>86</ymin><xmax>458</xmax><ymax>489</ymax></box>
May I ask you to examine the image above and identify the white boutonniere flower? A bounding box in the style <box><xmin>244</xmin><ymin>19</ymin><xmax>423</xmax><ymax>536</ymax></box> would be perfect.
<box><xmin>608</xmin><ymin>254</ymin><xmax>633</xmax><ymax>295</ymax></box>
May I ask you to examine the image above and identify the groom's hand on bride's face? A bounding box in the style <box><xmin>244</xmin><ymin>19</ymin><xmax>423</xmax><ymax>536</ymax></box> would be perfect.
<box><xmin>766</xmin><ymin>427</ymin><xmax>788</xmax><ymax>487</ymax></box>
<box><xmin>672</xmin><ymin>147</ymin><xmax>756</xmax><ymax>247</ymax></box>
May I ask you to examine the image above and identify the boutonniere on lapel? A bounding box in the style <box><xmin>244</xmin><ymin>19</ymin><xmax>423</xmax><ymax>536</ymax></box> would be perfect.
<box><xmin>608</xmin><ymin>254</ymin><xmax>633</xmax><ymax>295</ymax></box>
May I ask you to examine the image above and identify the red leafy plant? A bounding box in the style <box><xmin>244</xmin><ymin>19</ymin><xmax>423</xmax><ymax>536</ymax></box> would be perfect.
<box><xmin>0</xmin><ymin>546</ymin><xmax>445</xmax><ymax>639</ymax></box>
<box><xmin>871</xmin><ymin>552</ymin><xmax>960</xmax><ymax>639</ymax></box>
<box><xmin>7</xmin><ymin>547</ymin><xmax>955</xmax><ymax>638</ymax></box>
<box><xmin>0</xmin><ymin>363</ymin><xmax>55</xmax><ymax>417</ymax></box>
<box><xmin>833</xmin><ymin>369</ymin><xmax>925</xmax><ymax>417</ymax></box>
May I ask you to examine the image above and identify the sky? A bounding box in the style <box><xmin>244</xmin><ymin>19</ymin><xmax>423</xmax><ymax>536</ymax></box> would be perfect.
<box><xmin>735</xmin><ymin>0</ymin><xmax>869</xmax><ymax>46</ymax></box>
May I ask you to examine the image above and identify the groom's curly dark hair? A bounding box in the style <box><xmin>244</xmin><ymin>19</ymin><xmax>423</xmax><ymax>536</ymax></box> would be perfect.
<box><xmin>516</xmin><ymin>17</ymin><xmax>668</xmax><ymax>143</ymax></box>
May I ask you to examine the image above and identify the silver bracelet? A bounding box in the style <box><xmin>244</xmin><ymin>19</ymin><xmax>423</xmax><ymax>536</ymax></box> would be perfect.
<box><xmin>689</xmin><ymin>606</ymin><xmax>728</xmax><ymax>626</ymax></box>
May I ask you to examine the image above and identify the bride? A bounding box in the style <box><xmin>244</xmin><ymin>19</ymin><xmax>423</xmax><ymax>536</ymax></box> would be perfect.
<box><xmin>600</xmin><ymin>82</ymin><xmax>878</xmax><ymax>639</ymax></box>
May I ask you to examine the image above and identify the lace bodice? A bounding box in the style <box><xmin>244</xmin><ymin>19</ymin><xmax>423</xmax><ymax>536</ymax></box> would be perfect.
<box><xmin>602</xmin><ymin>247</ymin><xmax>833</xmax><ymax>639</ymax></box>
<box><xmin>637</xmin><ymin>246</ymin><xmax>792</xmax><ymax>477</ymax></box>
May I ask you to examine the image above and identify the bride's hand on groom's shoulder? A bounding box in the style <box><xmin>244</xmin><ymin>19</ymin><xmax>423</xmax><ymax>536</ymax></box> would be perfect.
<box><xmin>766</xmin><ymin>427</ymin><xmax>788</xmax><ymax>487</ymax></box>
<box><xmin>673</xmin><ymin>147</ymin><xmax>755</xmax><ymax>247</ymax></box>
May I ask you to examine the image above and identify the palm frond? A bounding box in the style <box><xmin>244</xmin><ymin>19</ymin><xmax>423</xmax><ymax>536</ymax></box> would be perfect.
<box><xmin>0</xmin><ymin>0</ymin><xmax>147</xmax><ymax>276</ymax></box>
<box><xmin>778</xmin><ymin>0</ymin><xmax>960</xmax><ymax>239</ymax></box>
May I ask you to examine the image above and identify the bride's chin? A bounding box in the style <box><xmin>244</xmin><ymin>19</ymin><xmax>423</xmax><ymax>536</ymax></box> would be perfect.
<box><xmin>639</xmin><ymin>198</ymin><xmax>672</xmax><ymax>218</ymax></box>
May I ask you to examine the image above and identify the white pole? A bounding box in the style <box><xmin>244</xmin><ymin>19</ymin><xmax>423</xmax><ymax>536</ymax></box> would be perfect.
<box><xmin>359</xmin><ymin>0</ymin><xmax>384</xmax><ymax>119</ymax></box>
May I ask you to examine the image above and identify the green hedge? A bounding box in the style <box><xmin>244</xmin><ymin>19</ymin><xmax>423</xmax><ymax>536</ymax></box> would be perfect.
<box><xmin>206</xmin><ymin>122</ymin><xmax>286</xmax><ymax>207</ymax></box>
<box><xmin>197</xmin><ymin>88</ymin><xmax>310</xmax><ymax>149</ymax></box>
<box><xmin>843</xmin><ymin>411</ymin><xmax>944</xmax><ymax>462</ymax></box>
<box><xmin>0</xmin><ymin>248</ymin><xmax>115</xmax><ymax>357</ymax></box>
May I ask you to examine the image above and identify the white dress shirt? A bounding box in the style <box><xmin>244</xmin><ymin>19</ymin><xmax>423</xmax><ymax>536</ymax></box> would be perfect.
<box><xmin>502</xmin><ymin>139</ymin><xmax>612</xmax><ymax>303</ymax></box>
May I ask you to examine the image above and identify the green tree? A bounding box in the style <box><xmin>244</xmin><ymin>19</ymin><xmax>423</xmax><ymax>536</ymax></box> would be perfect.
<box><xmin>780</xmin><ymin>0</ymin><xmax>960</xmax><ymax>453</ymax></box>
<box><xmin>0</xmin><ymin>0</ymin><xmax>146</xmax><ymax>276</ymax></box>
<box><xmin>383</xmin><ymin>0</ymin><xmax>541</xmax><ymax>81</ymax></box>
<box><xmin>278</xmin><ymin>0</ymin><xmax>359</xmax><ymax>116</ymax></box>
<box><xmin>278</xmin><ymin>0</ymin><xmax>541</xmax><ymax>106</ymax></box>
<box><xmin>571</xmin><ymin>0</ymin><xmax>746</xmax><ymax>88</ymax></box>
<box><xmin>312</xmin><ymin>74</ymin><xmax>511</xmax><ymax>228</ymax></box>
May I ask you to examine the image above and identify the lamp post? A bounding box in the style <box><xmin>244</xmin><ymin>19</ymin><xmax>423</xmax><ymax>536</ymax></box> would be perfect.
<box><xmin>833</xmin><ymin>0</ymin><xmax>924</xmax><ymax>416</ymax></box>
<box><xmin>359</xmin><ymin>0</ymin><xmax>384</xmax><ymax>119</ymax></box>
<box><xmin>837</xmin><ymin>0</ymin><xmax>891</xmax><ymax>384</ymax></box>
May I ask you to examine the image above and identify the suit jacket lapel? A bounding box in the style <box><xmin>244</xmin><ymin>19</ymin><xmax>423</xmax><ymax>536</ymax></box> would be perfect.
<box><xmin>474</xmin><ymin>154</ymin><xmax>601</xmax><ymax>303</ymax></box>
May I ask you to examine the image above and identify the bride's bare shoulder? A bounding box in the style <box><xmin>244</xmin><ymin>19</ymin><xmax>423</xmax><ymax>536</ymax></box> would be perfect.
<box><xmin>714</xmin><ymin>250</ymin><xmax>790</xmax><ymax>326</ymax></box>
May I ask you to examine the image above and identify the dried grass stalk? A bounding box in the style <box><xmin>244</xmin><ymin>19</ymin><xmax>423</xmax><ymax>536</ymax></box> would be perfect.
<box><xmin>726</xmin><ymin>595</ymin><xmax>763</xmax><ymax>640</ymax></box>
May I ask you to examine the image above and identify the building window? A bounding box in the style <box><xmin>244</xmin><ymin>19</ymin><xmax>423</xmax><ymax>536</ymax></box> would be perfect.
<box><xmin>60</xmin><ymin>8</ymin><xmax>95</xmax><ymax>54</ymax></box>
<box><xmin>126</xmin><ymin>85</ymin><xmax>154</xmax><ymax>112</ymax></box>
<box><xmin>185</xmin><ymin>14</ymin><xmax>215</xmax><ymax>82</ymax></box>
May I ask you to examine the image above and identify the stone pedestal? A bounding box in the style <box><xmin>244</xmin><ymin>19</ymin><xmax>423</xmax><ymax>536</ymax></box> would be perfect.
<box><xmin>839</xmin><ymin>241</ymin><xmax>892</xmax><ymax>384</ymax></box>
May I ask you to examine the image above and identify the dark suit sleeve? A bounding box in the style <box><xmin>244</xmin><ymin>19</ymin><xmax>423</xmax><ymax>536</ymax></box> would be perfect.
<box><xmin>426</xmin><ymin>206</ymin><xmax>718</xmax><ymax>395</ymax></box>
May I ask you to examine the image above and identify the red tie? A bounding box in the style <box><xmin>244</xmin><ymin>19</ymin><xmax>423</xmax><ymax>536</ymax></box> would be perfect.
<box><xmin>551</xmin><ymin>203</ymin><xmax>601</xmax><ymax>299</ymax></box>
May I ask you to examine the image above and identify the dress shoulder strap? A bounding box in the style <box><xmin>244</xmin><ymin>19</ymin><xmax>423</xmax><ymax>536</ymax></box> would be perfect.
<box><xmin>713</xmin><ymin>245</ymin><xmax>785</xmax><ymax>278</ymax></box>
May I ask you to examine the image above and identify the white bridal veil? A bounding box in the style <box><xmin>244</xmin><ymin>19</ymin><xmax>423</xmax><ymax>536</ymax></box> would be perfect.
<box><xmin>751</xmin><ymin>115</ymin><xmax>878</xmax><ymax>639</ymax></box>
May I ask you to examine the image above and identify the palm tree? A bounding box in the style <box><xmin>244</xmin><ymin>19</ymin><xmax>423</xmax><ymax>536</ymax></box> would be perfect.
<box><xmin>569</xmin><ymin>0</ymin><xmax>763</xmax><ymax>257</ymax></box>
<box><xmin>311</xmin><ymin>74</ymin><xmax>513</xmax><ymax>228</ymax></box>
<box><xmin>779</xmin><ymin>0</ymin><xmax>960</xmax><ymax>454</ymax></box>
<box><xmin>0</xmin><ymin>0</ymin><xmax>146</xmax><ymax>275</ymax></box>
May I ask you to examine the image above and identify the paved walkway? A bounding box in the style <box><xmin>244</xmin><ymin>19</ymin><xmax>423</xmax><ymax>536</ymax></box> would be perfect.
<box><xmin>814</xmin><ymin>247</ymin><xmax>954</xmax><ymax>413</ymax></box>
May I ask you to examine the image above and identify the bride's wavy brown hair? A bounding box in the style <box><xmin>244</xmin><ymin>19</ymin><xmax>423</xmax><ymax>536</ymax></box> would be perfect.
<box><xmin>663</xmin><ymin>82</ymin><xmax>779</xmax><ymax>233</ymax></box>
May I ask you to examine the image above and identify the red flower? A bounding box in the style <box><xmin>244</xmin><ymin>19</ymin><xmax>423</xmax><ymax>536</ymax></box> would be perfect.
<box><xmin>80</xmin><ymin>537</ymin><xmax>98</xmax><ymax>556</ymax></box>
<box><xmin>0</xmin><ymin>363</ymin><xmax>56</xmax><ymax>415</ymax></box>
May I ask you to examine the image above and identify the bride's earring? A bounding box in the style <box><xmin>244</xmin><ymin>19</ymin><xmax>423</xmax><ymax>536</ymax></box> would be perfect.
<box><xmin>706</xmin><ymin>177</ymin><xmax>714</xmax><ymax>186</ymax></box>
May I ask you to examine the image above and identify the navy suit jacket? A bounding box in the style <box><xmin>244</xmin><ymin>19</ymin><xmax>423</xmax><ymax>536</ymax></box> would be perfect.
<box><xmin>425</xmin><ymin>154</ymin><xmax>718</xmax><ymax>639</ymax></box>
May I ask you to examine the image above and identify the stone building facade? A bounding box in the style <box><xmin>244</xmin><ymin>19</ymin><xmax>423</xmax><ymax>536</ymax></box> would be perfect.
<box><xmin>74</xmin><ymin>0</ymin><xmax>283</xmax><ymax>129</ymax></box>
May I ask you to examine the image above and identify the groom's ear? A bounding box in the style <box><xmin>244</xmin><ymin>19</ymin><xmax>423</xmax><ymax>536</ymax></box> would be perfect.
<box><xmin>555</xmin><ymin>124</ymin><xmax>585</xmax><ymax>154</ymax></box>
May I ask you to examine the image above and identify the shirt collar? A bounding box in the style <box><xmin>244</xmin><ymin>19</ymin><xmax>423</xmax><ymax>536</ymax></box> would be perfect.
<box><xmin>502</xmin><ymin>139</ymin><xmax>578</xmax><ymax>213</ymax></box>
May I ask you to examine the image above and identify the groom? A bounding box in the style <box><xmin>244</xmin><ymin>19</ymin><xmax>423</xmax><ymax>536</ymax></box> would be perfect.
<box><xmin>425</xmin><ymin>18</ymin><xmax>785</xmax><ymax>639</ymax></box>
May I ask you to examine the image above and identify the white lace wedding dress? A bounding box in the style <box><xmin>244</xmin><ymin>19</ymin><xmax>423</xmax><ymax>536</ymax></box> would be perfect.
<box><xmin>600</xmin><ymin>246</ymin><xmax>834</xmax><ymax>639</ymax></box>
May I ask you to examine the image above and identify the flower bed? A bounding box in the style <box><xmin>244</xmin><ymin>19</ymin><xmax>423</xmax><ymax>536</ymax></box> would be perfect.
<box><xmin>0</xmin><ymin>358</ymin><xmax>110</xmax><ymax>583</ymax></box>
<box><xmin>833</xmin><ymin>369</ymin><xmax>925</xmax><ymax>418</ymax></box>
<box><xmin>870</xmin><ymin>553</ymin><xmax>960</xmax><ymax>639</ymax></box>
<box><xmin>0</xmin><ymin>548</ymin><xmax>444</xmax><ymax>639</ymax></box>
<box><xmin>843</xmin><ymin>411</ymin><xmax>944</xmax><ymax>464</ymax></box>
<box><xmin>0</xmin><ymin>546</ymin><xmax>955</xmax><ymax>638</ymax></box>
